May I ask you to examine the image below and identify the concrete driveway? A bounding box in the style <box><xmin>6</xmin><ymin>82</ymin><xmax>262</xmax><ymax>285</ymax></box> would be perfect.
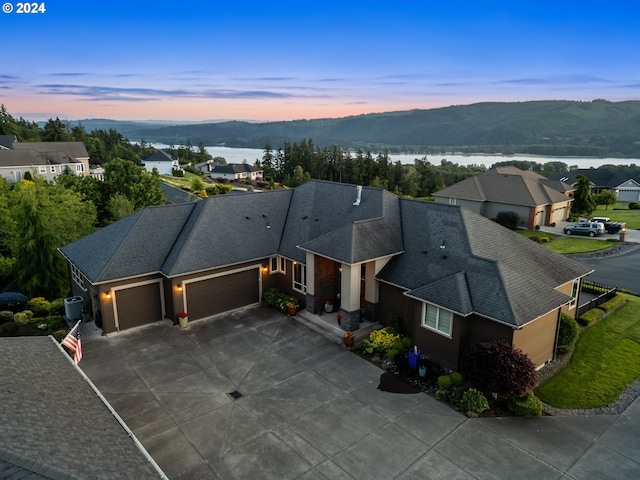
<box><xmin>79</xmin><ymin>307</ymin><xmax>640</xmax><ymax>480</ymax></box>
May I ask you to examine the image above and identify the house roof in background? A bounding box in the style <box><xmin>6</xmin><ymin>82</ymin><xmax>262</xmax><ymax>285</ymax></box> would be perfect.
<box><xmin>0</xmin><ymin>149</ymin><xmax>83</xmax><ymax>167</ymax></box>
<box><xmin>211</xmin><ymin>163</ymin><xmax>262</xmax><ymax>174</ymax></box>
<box><xmin>433</xmin><ymin>166</ymin><xmax>573</xmax><ymax>206</ymax></box>
<box><xmin>143</xmin><ymin>150</ymin><xmax>177</xmax><ymax>163</ymax></box>
<box><xmin>550</xmin><ymin>169</ymin><xmax>640</xmax><ymax>188</ymax></box>
<box><xmin>61</xmin><ymin>180</ymin><xmax>592</xmax><ymax>328</ymax></box>
<box><xmin>0</xmin><ymin>135</ymin><xmax>16</xmax><ymax>149</ymax></box>
<box><xmin>0</xmin><ymin>337</ymin><xmax>162</xmax><ymax>479</ymax></box>
<box><xmin>12</xmin><ymin>141</ymin><xmax>89</xmax><ymax>159</ymax></box>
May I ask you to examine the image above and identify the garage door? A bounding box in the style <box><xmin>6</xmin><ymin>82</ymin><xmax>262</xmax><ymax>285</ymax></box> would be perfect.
<box><xmin>115</xmin><ymin>282</ymin><xmax>162</xmax><ymax>331</ymax></box>
<box><xmin>186</xmin><ymin>269</ymin><xmax>259</xmax><ymax>321</ymax></box>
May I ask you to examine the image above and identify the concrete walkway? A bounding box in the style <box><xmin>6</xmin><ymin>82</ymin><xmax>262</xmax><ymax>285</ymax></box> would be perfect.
<box><xmin>79</xmin><ymin>307</ymin><xmax>640</xmax><ymax>480</ymax></box>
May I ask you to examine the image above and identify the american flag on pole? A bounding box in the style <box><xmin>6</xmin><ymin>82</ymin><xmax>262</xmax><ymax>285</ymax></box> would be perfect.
<box><xmin>61</xmin><ymin>320</ymin><xmax>82</xmax><ymax>365</ymax></box>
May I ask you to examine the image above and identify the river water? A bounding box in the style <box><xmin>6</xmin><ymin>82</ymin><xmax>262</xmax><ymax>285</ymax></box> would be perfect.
<box><xmin>151</xmin><ymin>144</ymin><xmax>639</xmax><ymax>170</ymax></box>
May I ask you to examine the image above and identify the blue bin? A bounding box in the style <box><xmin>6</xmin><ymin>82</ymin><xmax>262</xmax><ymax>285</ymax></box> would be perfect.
<box><xmin>408</xmin><ymin>348</ymin><xmax>422</xmax><ymax>370</ymax></box>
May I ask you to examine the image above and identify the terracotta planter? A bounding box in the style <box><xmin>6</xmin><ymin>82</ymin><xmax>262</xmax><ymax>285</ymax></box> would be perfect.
<box><xmin>343</xmin><ymin>335</ymin><xmax>355</xmax><ymax>348</ymax></box>
<box><xmin>287</xmin><ymin>306</ymin><xmax>297</xmax><ymax>316</ymax></box>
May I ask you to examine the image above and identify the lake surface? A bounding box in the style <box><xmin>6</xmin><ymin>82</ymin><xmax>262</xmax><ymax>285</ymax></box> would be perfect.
<box><xmin>152</xmin><ymin>144</ymin><xmax>639</xmax><ymax>170</ymax></box>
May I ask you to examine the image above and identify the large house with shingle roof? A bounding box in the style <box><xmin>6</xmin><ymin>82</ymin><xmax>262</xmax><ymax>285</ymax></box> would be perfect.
<box><xmin>142</xmin><ymin>149</ymin><xmax>181</xmax><ymax>176</ymax></box>
<box><xmin>0</xmin><ymin>336</ymin><xmax>165</xmax><ymax>479</ymax></box>
<box><xmin>0</xmin><ymin>140</ymin><xmax>89</xmax><ymax>183</ymax></box>
<box><xmin>195</xmin><ymin>161</ymin><xmax>263</xmax><ymax>181</ymax></box>
<box><xmin>549</xmin><ymin>169</ymin><xmax>640</xmax><ymax>203</ymax></box>
<box><xmin>59</xmin><ymin>180</ymin><xmax>592</xmax><ymax>370</ymax></box>
<box><xmin>433</xmin><ymin>166</ymin><xmax>575</xmax><ymax>229</ymax></box>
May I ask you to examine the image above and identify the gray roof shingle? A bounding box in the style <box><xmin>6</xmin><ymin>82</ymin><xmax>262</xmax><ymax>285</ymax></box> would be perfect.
<box><xmin>434</xmin><ymin>166</ymin><xmax>573</xmax><ymax>206</ymax></box>
<box><xmin>0</xmin><ymin>337</ymin><xmax>162</xmax><ymax>479</ymax></box>
<box><xmin>12</xmin><ymin>142</ymin><xmax>89</xmax><ymax>159</ymax></box>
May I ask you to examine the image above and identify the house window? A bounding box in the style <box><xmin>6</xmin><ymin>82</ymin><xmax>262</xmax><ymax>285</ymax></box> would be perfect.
<box><xmin>38</xmin><ymin>166</ymin><xmax>46</xmax><ymax>174</ymax></box>
<box><xmin>71</xmin><ymin>264</ymin><xmax>86</xmax><ymax>291</ymax></box>
<box><xmin>293</xmin><ymin>262</ymin><xmax>307</xmax><ymax>293</ymax></box>
<box><xmin>448</xmin><ymin>198</ymin><xmax>457</xmax><ymax>205</ymax></box>
<box><xmin>569</xmin><ymin>279</ymin><xmax>579</xmax><ymax>308</ymax></box>
<box><xmin>76</xmin><ymin>164</ymin><xmax>84</xmax><ymax>172</ymax></box>
<box><xmin>422</xmin><ymin>304</ymin><xmax>453</xmax><ymax>337</ymax></box>
<box><xmin>270</xmin><ymin>255</ymin><xmax>285</xmax><ymax>274</ymax></box>
<box><xmin>50</xmin><ymin>165</ymin><xmax>56</xmax><ymax>173</ymax></box>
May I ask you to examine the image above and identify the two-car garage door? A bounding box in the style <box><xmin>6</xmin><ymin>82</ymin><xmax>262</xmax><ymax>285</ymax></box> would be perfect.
<box><xmin>185</xmin><ymin>268</ymin><xmax>260</xmax><ymax>321</ymax></box>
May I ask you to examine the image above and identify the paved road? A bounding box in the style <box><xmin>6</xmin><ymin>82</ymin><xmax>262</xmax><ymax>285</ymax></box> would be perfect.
<box><xmin>572</xmin><ymin>248</ymin><xmax>640</xmax><ymax>294</ymax></box>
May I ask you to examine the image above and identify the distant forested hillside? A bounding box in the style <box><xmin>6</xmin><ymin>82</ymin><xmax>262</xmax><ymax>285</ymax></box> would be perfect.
<box><xmin>76</xmin><ymin>100</ymin><xmax>640</xmax><ymax>157</ymax></box>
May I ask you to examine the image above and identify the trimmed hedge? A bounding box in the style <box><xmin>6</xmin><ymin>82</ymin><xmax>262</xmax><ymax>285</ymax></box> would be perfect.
<box><xmin>557</xmin><ymin>313</ymin><xmax>579</xmax><ymax>354</ymax></box>
<box><xmin>578</xmin><ymin>308</ymin><xmax>605</xmax><ymax>327</ymax></box>
<box><xmin>508</xmin><ymin>391</ymin><xmax>543</xmax><ymax>416</ymax></box>
<box><xmin>461</xmin><ymin>388</ymin><xmax>489</xmax><ymax>415</ymax></box>
<box><xmin>598</xmin><ymin>294</ymin><xmax>627</xmax><ymax>313</ymax></box>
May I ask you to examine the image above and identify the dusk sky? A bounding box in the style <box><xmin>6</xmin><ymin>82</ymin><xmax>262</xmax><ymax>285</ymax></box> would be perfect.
<box><xmin>2</xmin><ymin>0</ymin><xmax>638</xmax><ymax>122</ymax></box>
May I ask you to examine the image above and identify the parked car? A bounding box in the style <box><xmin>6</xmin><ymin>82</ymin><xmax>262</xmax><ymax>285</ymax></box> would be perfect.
<box><xmin>589</xmin><ymin>217</ymin><xmax>626</xmax><ymax>234</ymax></box>
<box><xmin>563</xmin><ymin>221</ymin><xmax>605</xmax><ymax>237</ymax></box>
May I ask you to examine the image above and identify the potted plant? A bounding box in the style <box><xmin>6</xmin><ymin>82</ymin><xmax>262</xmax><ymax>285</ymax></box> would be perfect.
<box><xmin>177</xmin><ymin>312</ymin><xmax>189</xmax><ymax>329</ymax></box>
<box><xmin>324</xmin><ymin>300</ymin><xmax>333</xmax><ymax>313</ymax></box>
<box><xmin>343</xmin><ymin>330</ymin><xmax>355</xmax><ymax>348</ymax></box>
<box><xmin>286</xmin><ymin>300</ymin><xmax>298</xmax><ymax>316</ymax></box>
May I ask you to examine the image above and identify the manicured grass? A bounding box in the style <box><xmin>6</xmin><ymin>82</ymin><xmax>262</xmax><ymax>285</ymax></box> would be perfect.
<box><xmin>517</xmin><ymin>230</ymin><xmax>617</xmax><ymax>254</ymax></box>
<box><xmin>536</xmin><ymin>294</ymin><xmax>640</xmax><ymax>409</ymax></box>
<box><xmin>593</xmin><ymin>203</ymin><xmax>640</xmax><ymax>230</ymax></box>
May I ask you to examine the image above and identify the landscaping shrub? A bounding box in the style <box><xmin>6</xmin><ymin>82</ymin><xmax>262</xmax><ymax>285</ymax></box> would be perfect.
<box><xmin>507</xmin><ymin>391</ymin><xmax>543</xmax><ymax>416</ymax></box>
<box><xmin>461</xmin><ymin>389</ymin><xmax>489</xmax><ymax>415</ymax></box>
<box><xmin>598</xmin><ymin>294</ymin><xmax>627</xmax><ymax>313</ymax></box>
<box><xmin>495</xmin><ymin>211</ymin><xmax>520</xmax><ymax>230</ymax></box>
<box><xmin>540</xmin><ymin>237</ymin><xmax>550</xmax><ymax>243</ymax></box>
<box><xmin>27</xmin><ymin>297</ymin><xmax>50</xmax><ymax>317</ymax></box>
<box><xmin>557</xmin><ymin>313</ymin><xmax>580</xmax><ymax>354</ymax></box>
<box><xmin>13</xmin><ymin>310</ymin><xmax>34</xmax><ymax>325</ymax></box>
<box><xmin>369</xmin><ymin>328</ymin><xmax>401</xmax><ymax>353</ymax></box>
<box><xmin>529</xmin><ymin>236</ymin><xmax>540</xmax><ymax>243</ymax></box>
<box><xmin>52</xmin><ymin>329</ymin><xmax>68</xmax><ymax>342</ymax></box>
<box><xmin>450</xmin><ymin>372</ymin><xmax>463</xmax><ymax>386</ymax></box>
<box><xmin>578</xmin><ymin>308</ymin><xmax>605</xmax><ymax>326</ymax></box>
<box><xmin>261</xmin><ymin>288</ymin><xmax>298</xmax><ymax>312</ymax></box>
<box><xmin>0</xmin><ymin>292</ymin><xmax>28</xmax><ymax>313</ymax></box>
<box><xmin>0</xmin><ymin>310</ymin><xmax>14</xmax><ymax>325</ymax></box>
<box><xmin>437</xmin><ymin>375</ymin><xmax>451</xmax><ymax>390</ymax></box>
<box><xmin>48</xmin><ymin>298</ymin><xmax>66</xmax><ymax>315</ymax></box>
<box><xmin>460</xmin><ymin>340</ymin><xmax>539</xmax><ymax>398</ymax></box>
<box><xmin>0</xmin><ymin>321</ymin><xmax>18</xmax><ymax>336</ymax></box>
<box><xmin>629</xmin><ymin>202</ymin><xmax>640</xmax><ymax>210</ymax></box>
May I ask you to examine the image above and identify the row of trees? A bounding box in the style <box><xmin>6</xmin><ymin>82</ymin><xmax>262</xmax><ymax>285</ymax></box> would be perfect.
<box><xmin>259</xmin><ymin>139</ymin><xmax>486</xmax><ymax>197</ymax></box>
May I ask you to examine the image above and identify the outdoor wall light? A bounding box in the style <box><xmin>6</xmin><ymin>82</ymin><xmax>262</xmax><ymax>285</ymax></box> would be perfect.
<box><xmin>177</xmin><ymin>284</ymin><xmax>183</xmax><ymax>292</ymax></box>
<box><xmin>105</xmin><ymin>291</ymin><xmax>112</xmax><ymax>299</ymax></box>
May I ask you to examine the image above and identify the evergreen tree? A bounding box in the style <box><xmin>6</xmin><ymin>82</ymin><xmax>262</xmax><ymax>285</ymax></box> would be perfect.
<box><xmin>573</xmin><ymin>174</ymin><xmax>595</xmax><ymax>215</ymax></box>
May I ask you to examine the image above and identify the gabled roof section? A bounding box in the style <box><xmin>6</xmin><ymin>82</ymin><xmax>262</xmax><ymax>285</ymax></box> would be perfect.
<box><xmin>378</xmin><ymin>199</ymin><xmax>592</xmax><ymax>327</ymax></box>
<box><xmin>281</xmin><ymin>181</ymin><xmax>403</xmax><ymax>263</ymax></box>
<box><xmin>0</xmin><ymin>337</ymin><xmax>162</xmax><ymax>478</ymax></box>
<box><xmin>143</xmin><ymin>149</ymin><xmax>177</xmax><ymax>163</ymax></box>
<box><xmin>162</xmin><ymin>189</ymin><xmax>292</xmax><ymax>276</ymax></box>
<box><xmin>211</xmin><ymin>163</ymin><xmax>262</xmax><ymax>174</ymax></box>
<box><xmin>60</xmin><ymin>203</ymin><xmax>196</xmax><ymax>283</ymax></box>
<box><xmin>433</xmin><ymin>166</ymin><xmax>572</xmax><ymax>207</ymax></box>
<box><xmin>550</xmin><ymin>169</ymin><xmax>640</xmax><ymax>188</ymax></box>
<box><xmin>12</xmin><ymin>141</ymin><xmax>89</xmax><ymax>159</ymax></box>
<box><xmin>0</xmin><ymin>135</ymin><xmax>16</xmax><ymax>149</ymax></box>
<box><xmin>0</xmin><ymin>149</ymin><xmax>81</xmax><ymax>167</ymax></box>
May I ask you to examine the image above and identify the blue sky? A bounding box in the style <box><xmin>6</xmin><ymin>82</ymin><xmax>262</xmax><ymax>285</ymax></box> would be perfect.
<box><xmin>1</xmin><ymin>0</ymin><xmax>638</xmax><ymax>121</ymax></box>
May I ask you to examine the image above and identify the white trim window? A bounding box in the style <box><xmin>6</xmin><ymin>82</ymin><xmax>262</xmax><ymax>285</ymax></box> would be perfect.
<box><xmin>76</xmin><ymin>164</ymin><xmax>84</xmax><ymax>172</ymax></box>
<box><xmin>38</xmin><ymin>166</ymin><xmax>46</xmax><ymax>174</ymax></box>
<box><xmin>50</xmin><ymin>165</ymin><xmax>56</xmax><ymax>173</ymax></box>
<box><xmin>71</xmin><ymin>264</ymin><xmax>86</xmax><ymax>291</ymax></box>
<box><xmin>569</xmin><ymin>279</ymin><xmax>579</xmax><ymax>309</ymax></box>
<box><xmin>270</xmin><ymin>255</ymin><xmax>285</xmax><ymax>274</ymax></box>
<box><xmin>422</xmin><ymin>303</ymin><xmax>453</xmax><ymax>337</ymax></box>
<box><xmin>293</xmin><ymin>262</ymin><xmax>307</xmax><ymax>293</ymax></box>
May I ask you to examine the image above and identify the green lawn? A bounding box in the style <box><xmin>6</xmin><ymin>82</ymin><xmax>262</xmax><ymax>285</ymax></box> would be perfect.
<box><xmin>536</xmin><ymin>294</ymin><xmax>640</xmax><ymax>409</ymax></box>
<box><xmin>593</xmin><ymin>203</ymin><xmax>640</xmax><ymax>229</ymax></box>
<box><xmin>517</xmin><ymin>230</ymin><xmax>617</xmax><ymax>254</ymax></box>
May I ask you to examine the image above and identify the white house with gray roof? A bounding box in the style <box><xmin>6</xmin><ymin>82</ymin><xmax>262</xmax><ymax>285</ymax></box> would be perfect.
<box><xmin>0</xmin><ymin>141</ymin><xmax>89</xmax><ymax>183</ymax></box>
<box><xmin>60</xmin><ymin>180</ymin><xmax>592</xmax><ymax>370</ymax></box>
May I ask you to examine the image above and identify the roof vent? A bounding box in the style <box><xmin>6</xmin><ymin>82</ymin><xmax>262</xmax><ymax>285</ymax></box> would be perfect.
<box><xmin>353</xmin><ymin>185</ymin><xmax>363</xmax><ymax>206</ymax></box>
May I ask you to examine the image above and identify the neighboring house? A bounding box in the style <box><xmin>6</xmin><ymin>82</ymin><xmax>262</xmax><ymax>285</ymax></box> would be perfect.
<box><xmin>0</xmin><ymin>141</ymin><xmax>89</xmax><ymax>183</ymax></box>
<box><xmin>195</xmin><ymin>161</ymin><xmax>263</xmax><ymax>181</ymax></box>
<box><xmin>142</xmin><ymin>150</ymin><xmax>180</xmax><ymax>176</ymax></box>
<box><xmin>550</xmin><ymin>169</ymin><xmax>640</xmax><ymax>203</ymax></box>
<box><xmin>60</xmin><ymin>180</ymin><xmax>592</xmax><ymax>371</ymax></box>
<box><xmin>0</xmin><ymin>134</ymin><xmax>16</xmax><ymax>150</ymax></box>
<box><xmin>90</xmin><ymin>166</ymin><xmax>105</xmax><ymax>181</ymax></box>
<box><xmin>0</xmin><ymin>336</ymin><xmax>165</xmax><ymax>479</ymax></box>
<box><xmin>433</xmin><ymin>166</ymin><xmax>575</xmax><ymax>229</ymax></box>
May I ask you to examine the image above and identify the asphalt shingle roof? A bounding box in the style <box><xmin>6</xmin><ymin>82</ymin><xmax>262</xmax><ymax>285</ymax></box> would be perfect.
<box><xmin>12</xmin><ymin>142</ymin><xmax>89</xmax><ymax>159</ymax></box>
<box><xmin>60</xmin><ymin>180</ymin><xmax>592</xmax><ymax>328</ymax></box>
<box><xmin>377</xmin><ymin>199</ymin><xmax>592</xmax><ymax>327</ymax></box>
<box><xmin>143</xmin><ymin>150</ymin><xmax>176</xmax><ymax>163</ymax></box>
<box><xmin>550</xmin><ymin>169</ymin><xmax>640</xmax><ymax>188</ymax></box>
<box><xmin>433</xmin><ymin>166</ymin><xmax>573</xmax><ymax>206</ymax></box>
<box><xmin>0</xmin><ymin>337</ymin><xmax>162</xmax><ymax>479</ymax></box>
